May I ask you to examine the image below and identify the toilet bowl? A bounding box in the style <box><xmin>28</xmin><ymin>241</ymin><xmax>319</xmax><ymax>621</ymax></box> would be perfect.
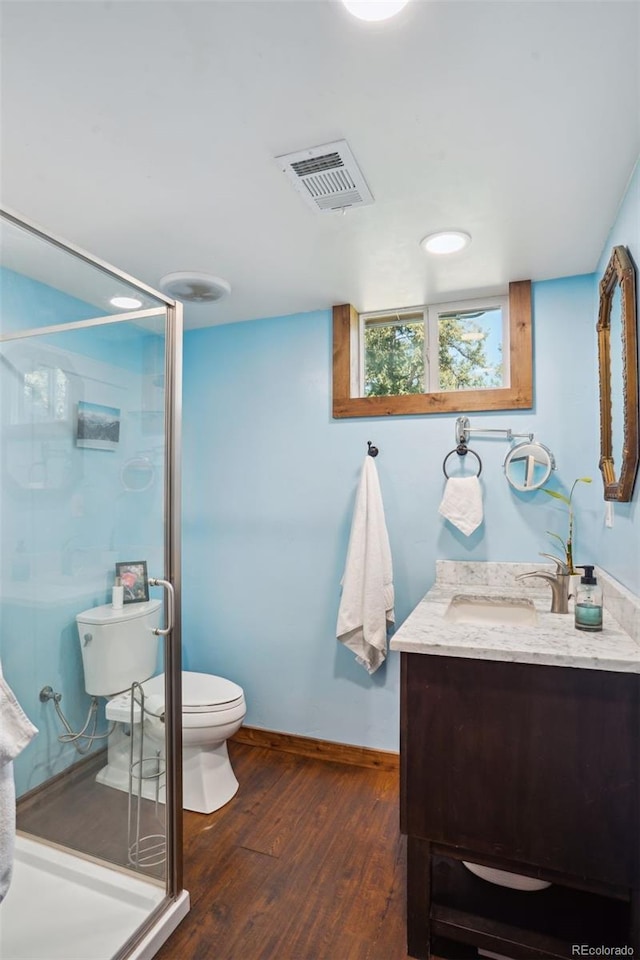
<box><xmin>132</xmin><ymin>671</ymin><xmax>246</xmax><ymax>814</ymax></box>
<box><xmin>76</xmin><ymin>600</ymin><xmax>246</xmax><ymax>814</ymax></box>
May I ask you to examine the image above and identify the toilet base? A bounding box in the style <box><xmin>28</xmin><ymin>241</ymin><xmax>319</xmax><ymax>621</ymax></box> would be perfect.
<box><xmin>182</xmin><ymin>740</ymin><xmax>239</xmax><ymax>814</ymax></box>
<box><xmin>96</xmin><ymin>724</ymin><xmax>165</xmax><ymax>803</ymax></box>
<box><xmin>95</xmin><ymin>721</ymin><xmax>240</xmax><ymax>814</ymax></box>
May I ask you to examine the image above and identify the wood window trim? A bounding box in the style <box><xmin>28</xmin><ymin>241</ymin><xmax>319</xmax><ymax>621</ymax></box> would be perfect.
<box><xmin>332</xmin><ymin>280</ymin><xmax>533</xmax><ymax>418</ymax></box>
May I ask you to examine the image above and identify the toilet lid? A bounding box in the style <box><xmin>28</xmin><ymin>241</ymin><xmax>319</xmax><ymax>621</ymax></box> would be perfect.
<box><xmin>143</xmin><ymin>671</ymin><xmax>244</xmax><ymax>714</ymax></box>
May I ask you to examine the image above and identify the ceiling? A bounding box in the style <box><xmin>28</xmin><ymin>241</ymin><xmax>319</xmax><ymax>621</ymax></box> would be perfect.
<box><xmin>1</xmin><ymin>0</ymin><xmax>639</xmax><ymax>330</ymax></box>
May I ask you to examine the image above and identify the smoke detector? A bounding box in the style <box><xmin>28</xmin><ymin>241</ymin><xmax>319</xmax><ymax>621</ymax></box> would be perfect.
<box><xmin>158</xmin><ymin>272</ymin><xmax>231</xmax><ymax>303</ymax></box>
<box><xmin>276</xmin><ymin>139</ymin><xmax>374</xmax><ymax>213</ymax></box>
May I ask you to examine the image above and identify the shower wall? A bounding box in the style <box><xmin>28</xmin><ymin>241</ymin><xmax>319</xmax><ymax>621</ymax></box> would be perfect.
<box><xmin>0</xmin><ymin>267</ymin><xmax>165</xmax><ymax>795</ymax></box>
<box><xmin>2</xmin><ymin>266</ymin><xmax>112</xmax><ymax>333</ymax></box>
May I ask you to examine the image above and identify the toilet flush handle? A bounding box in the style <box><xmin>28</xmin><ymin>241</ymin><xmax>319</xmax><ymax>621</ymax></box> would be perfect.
<box><xmin>148</xmin><ymin>577</ymin><xmax>175</xmax><ymax>636</ymax></box>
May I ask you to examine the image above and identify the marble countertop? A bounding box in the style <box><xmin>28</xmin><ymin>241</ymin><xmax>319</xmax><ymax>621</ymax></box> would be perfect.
<box><xmin>390</xmin><ymin>561</ymin><xmax>640</xmax><ymax>673</ymax></box>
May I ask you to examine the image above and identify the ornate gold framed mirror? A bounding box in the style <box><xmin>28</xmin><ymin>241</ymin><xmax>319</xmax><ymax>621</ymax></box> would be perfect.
<box><xmin>597</xmin><ymin>245</ymin><xmax>639</xmax><ymax>501</ymax></box>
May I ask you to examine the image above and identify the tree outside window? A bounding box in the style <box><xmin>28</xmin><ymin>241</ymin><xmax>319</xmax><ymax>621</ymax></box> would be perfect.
<box><xmin>362</xmin><ymin>299</ymin><xmax>506</xmax><ymax>397</ymax></box>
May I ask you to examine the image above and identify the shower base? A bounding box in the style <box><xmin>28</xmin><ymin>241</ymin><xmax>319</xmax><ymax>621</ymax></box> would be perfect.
<box><xmin>0</xmin><ymin>834</ymin><xmax>188</xmax><ymax>960</ymax></box>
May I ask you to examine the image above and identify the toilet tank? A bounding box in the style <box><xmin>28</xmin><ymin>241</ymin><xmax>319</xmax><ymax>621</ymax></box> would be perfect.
<box><xmin>76</xmin><ymin>599</ymin><xmax>162</xmax><ymax>696</ymax></box>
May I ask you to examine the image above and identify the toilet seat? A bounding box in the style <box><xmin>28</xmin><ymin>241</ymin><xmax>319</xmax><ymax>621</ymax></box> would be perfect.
<box><xmin>105</xmin><ymin>671</ymin><xmax>245</xmax><ymax>725</ymax></box>
<box><xmin>143</xmin><ymin>671</ymin><xmax>244</xmax><ymax>714</ymax></box>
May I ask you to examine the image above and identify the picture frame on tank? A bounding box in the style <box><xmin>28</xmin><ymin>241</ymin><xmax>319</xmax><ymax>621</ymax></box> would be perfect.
<box><xmin>115</xmin><ymin>560</ymin><xmax>149</xmax><ymax>604</ymax></box>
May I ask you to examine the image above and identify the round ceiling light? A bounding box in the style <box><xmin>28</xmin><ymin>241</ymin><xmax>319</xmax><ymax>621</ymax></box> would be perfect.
<box><xmin>110</xmin><ymin>295</ymin><xmax>143</xmax><ymax>309</ymax></box>
<box><xmin>341</xmin><ymin>0</ymin><xmax>410</xmax><ymax>22</ymax></box>
<box><xmin>158</xmin><ymin>271</ymin><xmax>231</xmax><ymax>304</ymax></box>
<box><xmin>420</xmin><ymin>231</ymin><xmax>472</xmax><ymax>255</ymax></box>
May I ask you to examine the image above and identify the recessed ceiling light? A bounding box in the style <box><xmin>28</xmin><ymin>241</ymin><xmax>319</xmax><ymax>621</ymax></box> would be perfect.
<box><xmin>341</xmin><ymin>0</ymin><xmax>410</xmax><ymax>22</ymax></box>
<box><xmin>110</xmin><ymin>295</ymin><xmax>143</xmax><ymax>309</ymax></box>
<box><xmin>420</xmin><ymin>231</ymin><xmax>472</xmax><ymax>255</ymax></box>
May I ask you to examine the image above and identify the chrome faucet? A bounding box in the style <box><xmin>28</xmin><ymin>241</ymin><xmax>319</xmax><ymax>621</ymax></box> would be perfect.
<box><xmin>515</xmin><ymin>554</ymin><xmax>571</xmax><ymax>614</ymax></box>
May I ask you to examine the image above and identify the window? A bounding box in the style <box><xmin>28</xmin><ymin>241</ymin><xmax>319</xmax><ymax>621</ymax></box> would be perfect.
<box><xmin>361</xmin><ymin>296</ymin><xmax>508</xmax><ymax>397</ymax></box>
<box><xmin>2</xmin><ymin>345</ymin><xmax>73</xmax><ymax>428</ymax></box>
<box><xmin>333</xmin><ymin>280</ymin><xmax>532</xmax><ymax>418</ymax></box>
<box><xmin>20</xmin><ymin>364</ymin><xmax>70</xmax><ymax>423</ymax></box>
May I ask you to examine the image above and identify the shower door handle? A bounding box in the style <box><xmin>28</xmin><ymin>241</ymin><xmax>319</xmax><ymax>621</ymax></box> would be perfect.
<box><xmin>148</xmin><ymin>577</ymin><xmax>175</xmax><ymax>636</ymax></box>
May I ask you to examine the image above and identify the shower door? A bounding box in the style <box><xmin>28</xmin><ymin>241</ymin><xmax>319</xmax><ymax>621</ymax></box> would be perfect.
<box><xmin>0</xmin><ymin>210</ymin><xmax>186</xmax><ymax>960</ymax></box>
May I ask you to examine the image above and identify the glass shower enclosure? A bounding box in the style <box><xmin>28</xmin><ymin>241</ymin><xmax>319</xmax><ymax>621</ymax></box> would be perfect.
<box><xmin>0</xmin><ymin>209</ymin><xmax>187</xmax><ymax>959</ymax></box>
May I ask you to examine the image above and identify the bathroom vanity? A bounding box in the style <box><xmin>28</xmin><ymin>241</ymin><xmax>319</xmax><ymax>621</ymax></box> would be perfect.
<box><xmin>391</xmin><ymin>562</ymin><xmax>640</xmax><ymax>960</ymax></box>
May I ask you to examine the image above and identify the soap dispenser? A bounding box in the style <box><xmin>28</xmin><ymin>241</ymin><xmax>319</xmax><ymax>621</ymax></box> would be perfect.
<box><xmin>574</xmin><ymin>565</ymin><xmax>603</xmax><ymax>632</ymax></box>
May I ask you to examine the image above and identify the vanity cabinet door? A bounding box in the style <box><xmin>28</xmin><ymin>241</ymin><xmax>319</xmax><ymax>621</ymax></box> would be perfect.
<box><xmin>400</xmin><ymin>653</ymin><xmax>639</xmax><ymax>888</ymax></box>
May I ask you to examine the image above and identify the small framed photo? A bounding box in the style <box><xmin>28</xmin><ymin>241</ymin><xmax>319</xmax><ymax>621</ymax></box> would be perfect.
<box><xmin>115</xmin><ymin>561</ymin><xmax>149</xmax><ymax>604</ymax></box>
<box><xmin>77</xmin><ymin>401</ymin><xmax>121</xmax><ymax>451</ymax></box>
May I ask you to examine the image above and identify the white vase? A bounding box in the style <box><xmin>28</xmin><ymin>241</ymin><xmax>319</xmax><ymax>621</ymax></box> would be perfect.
<box><xmin>463</xmin><ymin>861</ymin><xmax>551</xmax><ymax>891</ymax></box>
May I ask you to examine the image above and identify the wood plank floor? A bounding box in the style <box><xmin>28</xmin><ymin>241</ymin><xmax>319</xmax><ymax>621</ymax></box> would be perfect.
<box><xmin>156</xmin><ymin>741</ymin><xmax>411</xmax><ymax>960</ymax></box>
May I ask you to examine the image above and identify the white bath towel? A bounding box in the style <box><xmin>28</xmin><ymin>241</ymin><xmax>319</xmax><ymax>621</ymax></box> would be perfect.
<box><xmin>0</xmin><ymin>667</ymin><xmax>38</xmax><ymax>904</ymax></box>
<box><xmin>438</xmin><ymin>475</ymin><xmax>484</xmax><ymax>536</ymax></box>
<box><xmin>336</xmin><ymin>456</ymin><xmax>395</xmax><ymax>674</ymax></box>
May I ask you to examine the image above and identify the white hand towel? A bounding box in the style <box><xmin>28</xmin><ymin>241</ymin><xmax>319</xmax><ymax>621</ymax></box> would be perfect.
<box><xmin>438</xmin><ymin>475</ymin><xmax>484</xmax><ymax>536</ymax></box>
<box><xmin>336</xmin><ymin>456</ymin><xmax>395</xmax><ymax>674</ymax></box>
<box><xmin>0</xmin><ymin>669</ymin><xmax>38</xmax><ymax>904</ymax></box>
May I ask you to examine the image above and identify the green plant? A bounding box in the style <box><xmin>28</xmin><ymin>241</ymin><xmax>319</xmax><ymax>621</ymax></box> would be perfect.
<box><xmin>541</xmin><ymin>477</ymin><xmax>592</xmax><ymax>574</ymax></box>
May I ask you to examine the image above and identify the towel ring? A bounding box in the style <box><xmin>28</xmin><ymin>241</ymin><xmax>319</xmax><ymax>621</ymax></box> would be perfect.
<box><xmin>442</xmin><ymin>444</ymin><xmax>482</xmax><ymax>479</ymax></box>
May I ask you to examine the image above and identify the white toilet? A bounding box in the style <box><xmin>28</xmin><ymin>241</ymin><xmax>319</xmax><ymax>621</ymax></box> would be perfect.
<box><xmin>76</xmin><ymin>599</ymin><xmax>246</xmax><ymax>814</ymax></box>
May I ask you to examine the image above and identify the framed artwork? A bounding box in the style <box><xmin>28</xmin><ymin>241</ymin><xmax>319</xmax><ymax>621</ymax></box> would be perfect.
<box><xmin>76</xmin><ymin>401</ymin><xmax>121</xmax><ymax>450</ymax></box>
<box><xmin>115</xmin><ymin>560</ymin><xmax>149</xmax><ymax>604</ymax></box>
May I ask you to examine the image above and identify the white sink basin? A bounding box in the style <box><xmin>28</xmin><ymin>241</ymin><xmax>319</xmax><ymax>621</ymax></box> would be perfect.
<box><xmin>445</xmin><ymin>593</ymin><xmax>538</xmax><ymax>627</ymax></box>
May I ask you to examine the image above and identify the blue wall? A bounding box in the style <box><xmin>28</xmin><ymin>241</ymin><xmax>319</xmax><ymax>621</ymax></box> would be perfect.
<box><xmin>1</xmin><ymin>266</ymin><xmax>104</xmax><ymax>332</ymax></box>
<box><xmin>1</xmin><ymin>266</ymin><xmax>144</xmax><ymax>370</ymax></box>
<box><xmin>182</xmin><ymin>272</ymin><xmax>604</xmax><ymax>751</ymax></box>
<box><xmin>594</xmin><ymin>158</ymin><xmax>640</xmax><ymax>593</ymax></box>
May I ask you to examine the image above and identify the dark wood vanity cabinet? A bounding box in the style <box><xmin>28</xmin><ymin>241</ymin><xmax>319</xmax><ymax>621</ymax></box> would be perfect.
<box><xmin>400</xmin><ymin>652</ymin><xmax>640</xmax><ymax>959</ymax></box>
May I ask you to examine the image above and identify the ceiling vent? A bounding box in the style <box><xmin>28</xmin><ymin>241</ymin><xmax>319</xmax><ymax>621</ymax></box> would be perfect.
<box><xmin>276</xmin><ymin>140</ymin><xmax>374</xmax><ymax>213</ymax></box>
<box><xmin>158</xmin><ymin>272</ymin><xmax>231</xmax><ymax>304</ymax></box>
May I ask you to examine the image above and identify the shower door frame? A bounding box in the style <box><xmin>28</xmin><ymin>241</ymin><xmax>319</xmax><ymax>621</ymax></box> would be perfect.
<box><xmin>0</xmin><ymin>207</ymin><xmax>186</xmax><ymax>956</ymax></box>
